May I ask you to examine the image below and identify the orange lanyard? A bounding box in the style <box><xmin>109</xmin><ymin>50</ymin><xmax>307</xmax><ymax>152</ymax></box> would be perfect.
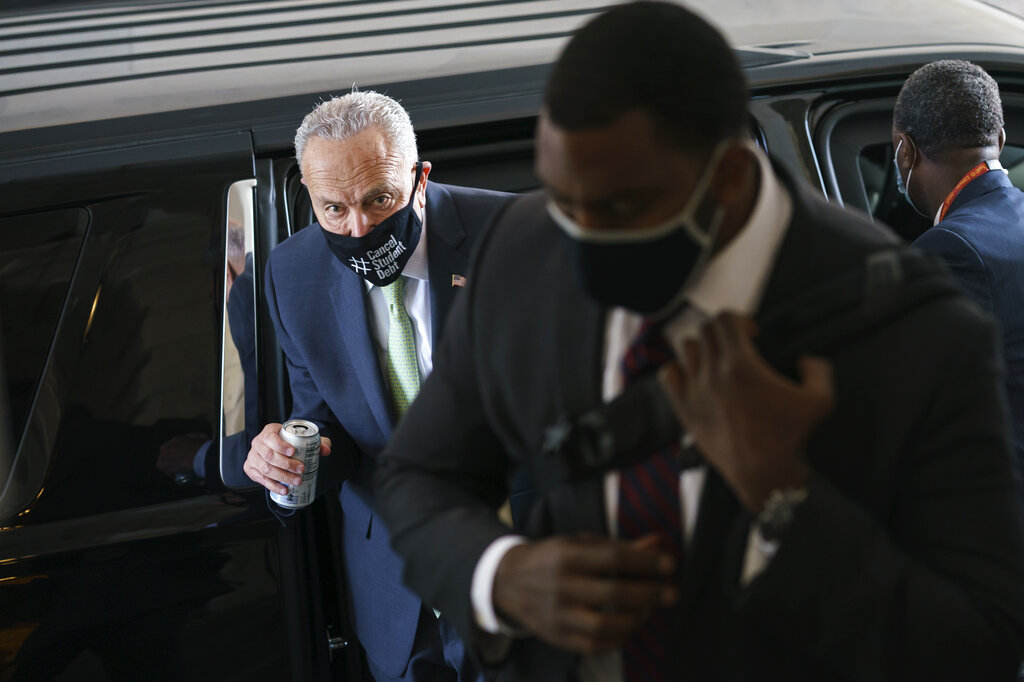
<box><xmin>938</xmin><ymin>161</ymin><xmax>992</xmax><ymax>222</ymax></box>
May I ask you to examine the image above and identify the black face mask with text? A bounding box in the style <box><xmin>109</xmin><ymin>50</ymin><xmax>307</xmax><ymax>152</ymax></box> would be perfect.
<box><xmin>321</xmin><ymin>162</ymin><xmax>423</xmax><ymax>286</ymax></box>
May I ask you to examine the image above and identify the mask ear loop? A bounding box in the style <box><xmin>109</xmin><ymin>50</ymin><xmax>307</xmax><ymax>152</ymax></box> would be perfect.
<box><xmin>682</xmin><ymin>138</ymin><xmax>763</xmax><ymax>252</ymax></box>
<box><xmin>647</xmin><ymin>193</ymin><xmax>728</xmax><ymax>322</ymax></box>
<box><xmin>663</xmin><ymin>138</ymin><xmax>769</xmax><ymax>321</ymax></box>
<box><xmin>674</xmin><ymin>138</ymin><xmax>739</xmax><ymax>251</ymax></box>
<box><xmin>685</xmin><ymin>202</ymin><xmax>726</xmax><ymax>278</ymax></box>
<box><xmin>900</xmin><ymin>137</ymin><xmax>930</xmax><ymax>219</ymax></box>
<box><xmin>648</xmin><ymin>144</ymin><xmax>734</xmax><ymax>323</ymax></box>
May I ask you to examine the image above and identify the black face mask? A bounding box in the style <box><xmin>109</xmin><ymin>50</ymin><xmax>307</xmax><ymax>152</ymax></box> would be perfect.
<box><xmin>560</xmin><ymin>227</ymin><xmax>707</xmax><ymax>315</ymax></box>
<box><xmin>321</xmin><ymin>162</ymin><xmax>423</xmax><ymax>286</ymax></box>
<box><xmin>546</xmin><ymin>142</ymin><xmax>727</xmax><ymax>315</ymax></box>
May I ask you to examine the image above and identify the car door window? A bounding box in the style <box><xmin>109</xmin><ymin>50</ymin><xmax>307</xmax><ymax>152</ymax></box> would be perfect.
<box><xmin>815</xmin><ymin>91</ymin><xmax>1024</xmax><ymax>242</ymax></box>
<box><xmin>0</xmin><ymin>208</ymin><xmax>88</xmax><ymax>453</ymax></box>
<box><xmin>0</xmin><ymin>132</ymin><xmax>254</xmax><ymax>522</ymax></box>
<box><xmin>219</xmin><ymin>179</ymin><xmax>259</xmax><ymax>490</ymax></box>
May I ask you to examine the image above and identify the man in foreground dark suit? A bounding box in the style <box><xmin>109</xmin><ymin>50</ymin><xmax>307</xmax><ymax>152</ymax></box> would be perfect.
<box><xmin>242</xmin><ymin>91</ymin><xmax>513</xmax><ymax>681</ymax></box>
<box><xmin>375</xmin><ymin>3</ymin><xmax>1024</xmax><ymax>681</ymax></box>
<box><xmin>892</xmin><ymin>59</ymin><xmax>1024</xmax><ymax>492</ymax></box>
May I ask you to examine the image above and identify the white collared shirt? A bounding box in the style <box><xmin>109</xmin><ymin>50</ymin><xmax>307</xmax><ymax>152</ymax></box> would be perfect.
<box><xmin>363</xmin><ymin>214</ymin><xmax>433</xmax><ymax>382</ymax></box>
<box><xmin>471</xmin><ymin>146</ymin><xmax>794</xmax><ymax>680</ymax></box>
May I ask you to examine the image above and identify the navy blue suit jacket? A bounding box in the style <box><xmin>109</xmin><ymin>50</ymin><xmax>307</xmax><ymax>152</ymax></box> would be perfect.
<box><xmin>263</xmin><ymin>181</ymin><xmax>513</xmax><ymax>677</ymax></box>
<box><xmin>914</xmin><ymin>169</ymin><xmax>1024</xmax><ymax>483</ymax></box>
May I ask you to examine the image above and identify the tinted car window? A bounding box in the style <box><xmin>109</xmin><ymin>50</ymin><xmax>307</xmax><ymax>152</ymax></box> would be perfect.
<box><xmin>26</xmin><ymin>191</ymin><xmax>220</xmax><ymax>521</ymax></box>
<box><xmin>0</xmin><ymin>133</ymin><xmax>253</xmax><ymax>523</ymax></box>
<box><xmin>0</xmin><ymin>208</ymin><xmax>88</xmax><ymax>447</ymax></box>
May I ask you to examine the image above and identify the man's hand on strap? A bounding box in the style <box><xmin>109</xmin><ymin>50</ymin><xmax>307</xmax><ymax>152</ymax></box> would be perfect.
<box><xmin>658</xmin><ymin>312</ymin><xmax>835</xmax><ymax>513</ymax></box>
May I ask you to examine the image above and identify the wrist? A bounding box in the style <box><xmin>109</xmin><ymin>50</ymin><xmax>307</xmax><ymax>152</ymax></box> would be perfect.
<box><xmin>472</xmin><ymin>535</ymin><xmax>527</xmax><ymax>635</ymax></box>
<box><xmin>493</xmin><ymin>544</ymin><xmax>529</xmax><ymax>628</ymax></box>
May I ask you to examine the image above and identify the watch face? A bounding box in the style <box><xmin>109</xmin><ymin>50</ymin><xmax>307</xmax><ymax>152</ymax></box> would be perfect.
<box><xmin>757</xmin><ymin>487</ymin><xmax>809</xmax><ymax>541</ymax></box>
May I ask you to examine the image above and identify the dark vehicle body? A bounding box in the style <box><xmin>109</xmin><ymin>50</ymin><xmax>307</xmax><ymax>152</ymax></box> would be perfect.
<box><xmin>1</xmin><ymin>0</ymin><xmax>1023</xmax><ymax>679</ymax></box>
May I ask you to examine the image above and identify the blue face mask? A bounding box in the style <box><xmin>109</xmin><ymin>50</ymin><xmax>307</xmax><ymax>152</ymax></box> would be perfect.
<box><xmin>893</xmin><ymin>138</ymin><xmax>929</xmax><ymax>218</ymax></box>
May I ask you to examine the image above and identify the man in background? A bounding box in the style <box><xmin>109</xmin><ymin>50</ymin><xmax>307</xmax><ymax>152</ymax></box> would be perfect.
<box><xmin>893</xmin><ymin>59</ymin><xmax>1024</xmax><ymax>490</ymax></box>
<box><xmin>243</xmin><ymin>91</ymin><xmax>514</xmax><ymax>681</ymax></box>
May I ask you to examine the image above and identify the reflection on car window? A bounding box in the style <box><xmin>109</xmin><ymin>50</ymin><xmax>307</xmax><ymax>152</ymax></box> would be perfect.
<box><xmin>859</xmin><ymin>142</ymin><xmax>1024</xmax><ymax>242</ymax></box>
<box><xmin>219</xmin><ymin>179</ymin><xmax>259</xmax><ymax>489</ymax></box>
<box><xmin>23</xmin><ymin>187</ymin><xmax>224</xmax><ymax>523</ymax></box>
<box><xmin>0</xmin><ymin>208</ymin><xmax>88</xmax><ymax>448</ymax></box>
<box><xmin>0</xmin><ymin>133</ymin><xmax>254</xmax><ymax>525</ymax></box>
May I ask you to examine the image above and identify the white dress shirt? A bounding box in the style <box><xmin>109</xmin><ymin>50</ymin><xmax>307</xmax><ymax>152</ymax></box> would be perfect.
<box><xmin>470</xmin><ymin>145</ymin><xmax>793</xmax><ymax>680</ymax></box>
<box><xmin>363</xmin><ymin>214</ymin><xmax>433</xmax><ymax>382</ymax></box>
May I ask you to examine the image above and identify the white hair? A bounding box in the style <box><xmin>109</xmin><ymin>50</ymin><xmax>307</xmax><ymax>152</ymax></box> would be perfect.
<box><xmin>294</xmin><ymin>91</ymin><xmax>418</xmax><ymax>171</ymax></box>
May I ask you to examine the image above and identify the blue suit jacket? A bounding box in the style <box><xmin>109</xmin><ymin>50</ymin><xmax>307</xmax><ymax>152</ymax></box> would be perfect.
<box><xmin>263</xmin><ymin>181</ymin><xmax>513</xmax><ymax>677</ymax></box>
<box><xmin>914</xmin><ymin>169</ymin><xmax>1024</xmax><ymax>482</ymax></box>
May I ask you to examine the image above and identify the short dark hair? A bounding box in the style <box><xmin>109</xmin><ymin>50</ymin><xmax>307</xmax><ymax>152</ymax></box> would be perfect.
<box><xmin>893</xmin><ymin>60</ymin><xmax>1004</xmax><ymax>158</ymax></box>
<box><xmin>544</xmin><ymin>1</ymin><xmax>748</xmax><ymax>152</ymax></box>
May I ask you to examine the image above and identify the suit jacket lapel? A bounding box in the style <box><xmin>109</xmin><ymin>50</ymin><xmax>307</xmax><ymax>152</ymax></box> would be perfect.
<box><xmin>528</xmin><ymin>278</ymin><xmax>607</xmax><ymax>537</ymax></box>
<box><xmin>327</xmin><ymin>255</ymin><xmax>392</xmax><ymax>440</ymax></box>
<box><xmin>757</xmin><ymin>171</ymin><xmax>827</xmax><ymax>315</ymax></box>
<box><xmin>680</xmin><ymin>469</ymin><xmax>739</xmax><ymax>610</ymax></box>
<box><xmin>424</xmin><ymin>182</ymin><xmax>471</xmax><ymax>342</ymax></box>
<box><xmin>754</xmin><ymin>165</ymin><xmax>884</xmax><ymax>328</ymax></box>
<box><xmin>555</xmin><ymin>226</ymin><xmax>607</xmax><ymax>531</ymax></box>
<box><xmin>552</xmin><ymin>222</ymin><xmax>604</xmax><ymax>420</ymax></box>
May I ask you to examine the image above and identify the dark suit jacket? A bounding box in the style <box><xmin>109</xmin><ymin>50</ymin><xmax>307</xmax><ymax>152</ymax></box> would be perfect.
<box><xmin>914</xmin><ymin>169</ymin><xmax>1024</xmax><ymax>486</ymax></box>
<box><xmin>263</xmin><ymin>181</ymin><xmax>513</xmax><ymax>678</ymax></box>
<box><xmin>376</xmin><ymin>174</ymin><xmax>1024</xmax><ymax>681</ymax></box>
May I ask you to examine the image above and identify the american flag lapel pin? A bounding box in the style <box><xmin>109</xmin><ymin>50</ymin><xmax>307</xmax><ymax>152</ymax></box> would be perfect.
<box><xmin>451</xmin><ymin>274</ymin><xmax>466</xmax><ymax>287</ymax></box>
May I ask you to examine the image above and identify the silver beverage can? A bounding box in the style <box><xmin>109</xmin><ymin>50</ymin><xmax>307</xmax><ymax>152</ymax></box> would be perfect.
<box><xmin>269</xmin><ymin>419</ymin><xmax>321</xmax><ymax>509</ymax></box>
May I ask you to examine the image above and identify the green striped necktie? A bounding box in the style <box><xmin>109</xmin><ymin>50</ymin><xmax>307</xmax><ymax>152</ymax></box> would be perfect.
<box><xmin>382</xmin><ymin>276</ymin><xmax>421</xmax><ymax>419</ymax></box>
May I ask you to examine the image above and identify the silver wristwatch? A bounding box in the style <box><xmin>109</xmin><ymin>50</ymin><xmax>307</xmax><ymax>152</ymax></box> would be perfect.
<box><xmin>756</xmin><ymin>487</ymin><xmax>809</xmax><ymax>542</ymax></box>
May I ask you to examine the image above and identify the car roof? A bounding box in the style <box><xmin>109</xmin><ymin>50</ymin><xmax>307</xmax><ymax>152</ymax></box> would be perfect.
<box><xmin>0</xmin><ymin>0</ymin><xmax>604</xmax><ymax>134</ymax></box>
<box><xmin>717</xmin><ymin>0</ymin><xmax>1024</xmax><ymax>56</ymax></box>
<box><xmin>1</xmin><ymin>0</ymin><xmax>1023</xmax><ymax>144</ymax></box>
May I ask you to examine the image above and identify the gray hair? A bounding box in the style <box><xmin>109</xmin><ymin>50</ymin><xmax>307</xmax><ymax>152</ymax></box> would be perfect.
<box><xmin>294</xmin><ymin>91</ymin><xmax>418</xmax><ymax>170</ymax></box>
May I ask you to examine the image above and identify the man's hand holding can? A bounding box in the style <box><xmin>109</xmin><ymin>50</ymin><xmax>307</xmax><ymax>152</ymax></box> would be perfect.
<box><xmin>244</xmin><ymin>421</ymin><xmax>332</xmax><ymax>505</ymax></box>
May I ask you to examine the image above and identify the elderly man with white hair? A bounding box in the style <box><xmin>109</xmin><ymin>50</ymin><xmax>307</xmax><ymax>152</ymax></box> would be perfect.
<box><xmin>243</xmin><ymin>90</ymin><xmax>514</xmax><ymax>682</ymax></box>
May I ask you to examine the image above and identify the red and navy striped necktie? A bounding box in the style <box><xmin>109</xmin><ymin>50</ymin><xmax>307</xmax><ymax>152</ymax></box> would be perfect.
<box><xmin>617</xmin><ymin>319</ymin><xmax>684</xmax><ymax>681</ymax></box>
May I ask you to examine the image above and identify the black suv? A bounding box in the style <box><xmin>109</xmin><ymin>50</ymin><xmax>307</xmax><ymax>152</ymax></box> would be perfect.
<box><xmin>2</xmin><ymin>1</ymin><xmax>1023</xmax><ymax>680</ymax></box>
